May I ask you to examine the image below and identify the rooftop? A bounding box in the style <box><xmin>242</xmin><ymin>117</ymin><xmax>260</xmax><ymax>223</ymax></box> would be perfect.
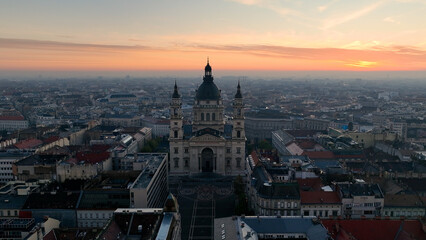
<box><xmin>15</xmin><ymin>154</ymin><xmax>68</xmax><ymax>166</ymax></box>
<box><xmin>241</xmin><ymin>216</ymin><xmax>329</xmax><ymax>240</ymax></box>
<box><xmin>14</xmin><ymin>139</ymin><xmax>43</xmax><ymax>150</ymax></box>
<box><xmin>338</xmin><ymin>183</ymin><xmax>384</xmax><ymax>198</ymax></box>
<box><xmin>322</xmin><ymin>219</ymin><xmax>426</xmax><ymax>240</ymax></box>
<box><xmin>0</xmin><ymin>115</ymin><xmax>25</xmax><ymax>121</ymax></box>
<box><xmin>384</xmin><ymin>194</ymin><xmax>425</xmax><ymax>208</ymax></box>
<box><xmin>23</xmin><ymin>192</ymin><xmax>80</xmax><ymax>209</ymax></box>
<box><xmin>252</xmin><ymin>166</ymin><xmax>299</xmax><ymax>199</ymax></box>
<box><xmin>130</xmin><ymin>153</ymin><xmax>167</xmax><ymax>189</ymax></box>
<box><xmin>77</xmin><ymin>190</ymin><xmax>129</xmax><ymax>210</ymax></box>
<box><xmin>300</xmin><ymin>191</ymin><xmax>341</xmax><ymax>205</ymax></box>
<box><xmin>113</xmin><ymin>209</ymin><xmax>163</xmax><ymax>239</ymax></box>
<box><xmin>0</xmin><ymin>194</ymin><xmax>28</xmax><ymax>209</ymax></box>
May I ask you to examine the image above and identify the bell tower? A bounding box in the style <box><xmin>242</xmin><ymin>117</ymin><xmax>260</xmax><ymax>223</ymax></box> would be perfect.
<box><xmin>232</xmin><ymin>81</ymin><xmax>245</xmax><ymax>140</ymax></box>
<box><xmin>170</xmin><ymin>81</ymin><xmax>183</xmax><ymax>139</ymax></box>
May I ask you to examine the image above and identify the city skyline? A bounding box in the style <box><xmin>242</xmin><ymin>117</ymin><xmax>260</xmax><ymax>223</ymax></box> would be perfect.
<box><xmin>1</xmin><ymin>0</ymin><xmax>426</xmax><ymax>72</ymax></box>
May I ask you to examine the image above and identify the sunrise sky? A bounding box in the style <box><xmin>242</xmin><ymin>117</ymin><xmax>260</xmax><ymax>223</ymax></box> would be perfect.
<box><xmin>1</xmin><ymin>0</ymin><xmax>426</xmax><ymax>72</ymax></box>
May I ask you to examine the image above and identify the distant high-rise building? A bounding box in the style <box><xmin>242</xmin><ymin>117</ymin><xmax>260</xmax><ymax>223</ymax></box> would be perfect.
<box><xmin>169</xmin><ymin>60</ymin><xmax>246</xmax><ymax>176</ymax></box>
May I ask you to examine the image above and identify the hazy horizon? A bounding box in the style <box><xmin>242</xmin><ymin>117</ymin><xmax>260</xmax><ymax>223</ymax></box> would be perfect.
<box><xmin>1</xmin><ymin>69</ymin><xmax>426</xmax><ymax>81</ymax></box>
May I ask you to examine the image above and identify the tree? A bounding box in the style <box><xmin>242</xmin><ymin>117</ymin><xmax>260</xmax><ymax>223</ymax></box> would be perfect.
<box><xmin>258</xmin><ymin>140</ymin><xmax>273</xmax><ymax>151</ymax></box>
<box><xmin>234</xmin><ymin>175</ymin><xmax>249</xmax><ymax>215</ymax></box>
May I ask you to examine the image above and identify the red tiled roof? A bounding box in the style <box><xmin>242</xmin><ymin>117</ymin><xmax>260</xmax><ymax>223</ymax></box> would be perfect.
<box><xmin>335</xmin><ymin>154</ymin><xmax>365</xmax><ymax>159</ymax></box>
<box><xmin>300</xmin><ymin>191</ymin><xmax>341</xmax><ymax>204</ymax></box>
<box><xmin>297</xmin><ymin>178</ymin><xmax>323</xmax><ymax>191</ymax></box>
<box><xmin>43</xmin><ymin>136</ymin><xmax>60</xmax><ymax>144</ymax></box>
<box><xmin>0</xmin><ymin>115</ymin><xmax>25</xmax><ymax>121</ymax></box>
<box><xmin>296</xmin><ymin>140</ymin><xmax>319</xmax><ymax>149</ymax></box>
<box><xmin>99</xmin><ymin>221</ymin><xmax>123</xmax><ymax>240</ymax></box>
<box><xmin>322</xmin><ymin>219</ymin><xmax>426</xmax><ymax>240</ymax></box>
<box><xmin>302</xmin><ymin>151</ymin><xmax>334</xmax><ymax>159</ymax></box>
<box><xmin>89</xmin><ymin>144</ymin><xmax>111</xmax><ymax>152</ymax></box>
<box><xmin>14</xmin><ymin>139</ymin><xmax>43</xmax><ymax>149</ymax></box>
<box><xmin>76</xmin><ymin>151</ymin><xmax>110</xmax><ymax>164</ymax></box>
<box><xmin>251</xmin><ymin>151</ymin><xmax>260</xmax><ymax>166</ymax></box>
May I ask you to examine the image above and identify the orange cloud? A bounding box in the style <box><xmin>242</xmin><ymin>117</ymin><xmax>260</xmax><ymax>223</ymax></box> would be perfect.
<box><xmin>0</xmin><ymin>38</ymin><xmax>425</xmax><ymax>71</ymax></box>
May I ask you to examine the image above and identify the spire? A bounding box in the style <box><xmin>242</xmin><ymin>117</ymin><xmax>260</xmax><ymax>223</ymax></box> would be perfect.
<box><xmin>172</xmin><ymin>80</ymin><xmax>181</xmax><ymax>98</ymax></box>
<box><xmin>204</xmin><ymin>58</ymin><xmax>212</xmax><ymax>78</ymax></box>
<box><xmin>234</xmin><ymin>80</ymin><xmax>242</xmax><ymax>99</ymax></box>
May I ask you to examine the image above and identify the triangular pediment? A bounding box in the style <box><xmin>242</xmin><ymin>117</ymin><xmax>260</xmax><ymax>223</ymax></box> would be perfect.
<box><xmin>189</xmin><ymin>133</ymin><xmax>225</xmax><ymax>142</ymax></box>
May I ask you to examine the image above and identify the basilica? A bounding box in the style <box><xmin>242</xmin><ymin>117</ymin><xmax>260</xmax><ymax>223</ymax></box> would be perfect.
<box><xmin>169</xmin><ymin>60</ymin><xmax>246</xmax><ymax>176</ymax></box>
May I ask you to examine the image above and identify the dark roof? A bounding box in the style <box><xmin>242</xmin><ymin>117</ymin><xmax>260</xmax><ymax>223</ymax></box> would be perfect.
<box><xmin>196</xmin><ymin>80</ymin><xmax>221</xmax><ymax>101</ymax></box>
<box><xmin>109</xmin><ymin>93</ymin><xmax>137</xmax><ymax>98</ymax></box>
<box><xmin>114</xmin><ymin>211</ymin><xmax>162</xmax><ymax>238</ymax></box>
<box><xmin>0</xmin><ymin>194</ymin><xmax>28</xmax><ymax>209</ymax></box>
<box><xmin>15</xmin><ymin>154</ymin><xmax>67</xmax><ymax>166</ymax></box>
<box><xmin>297</xmin><ymin>178</ymin><xmax>323</xmax><ymax>191</ymax></box>
<box><xmin>246</xmin><ymin>109</ymin><xmax>288</xmax><ymax>119</ymax></box>
<box><xmin>338</xmin><ymin>183</ymin><xmax>384</xmax><ymax>198</ymax></box>
<box><xmin>23</xmin><ymin>192</ymin><xmax>80</xmax><ymax>209</ymax></box>
<box><xmin>77</xmin><ymin>190</ymin><xmax>129</xmax><ymax>210</ymax></box>
<box><xmin>196</xmin><ymin>62</ymin><xmax>221</xmax><ymax>101</ymax></box>
<box><xmin>384</xmin><ymin>194</ymin><xmax>425</xmax><ymax>208</ymax></box>
<box><xmin>242</xmin><ymin>217</ymin><xmax>329</xmax><ymax>240</ymax></box>
<box><xmin>252</xmin><ymin>166</ymin><xmax>299</xmax><ymax>199</ymax></box>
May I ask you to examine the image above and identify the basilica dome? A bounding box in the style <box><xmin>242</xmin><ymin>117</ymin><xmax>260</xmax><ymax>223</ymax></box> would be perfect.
<box><xmin>195</xmin><ymin>60</ymin><xmax>221</xmax><ymax>101</ymax></box>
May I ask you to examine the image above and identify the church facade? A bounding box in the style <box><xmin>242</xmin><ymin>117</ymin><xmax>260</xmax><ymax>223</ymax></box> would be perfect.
<box><xmin>169</xmin><ymin>61</ymin><xmax>246</xmax><ymax>176</ymax></box>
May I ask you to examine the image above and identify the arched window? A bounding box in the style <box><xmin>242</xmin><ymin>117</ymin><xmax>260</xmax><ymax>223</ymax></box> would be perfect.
<box><xmin>206</xmin><ymin>113</ymin><xmax>210</xmax><ymax>121</ymax></box>
<box><xmin>201</xmin><ymin>113</ymin><xmax>204</xmax><ymax>121</ymax></box>
<box><xmin>212</xmin><ymin>113</ymin><xmax>216</xmax><ymax>121</ymax></box>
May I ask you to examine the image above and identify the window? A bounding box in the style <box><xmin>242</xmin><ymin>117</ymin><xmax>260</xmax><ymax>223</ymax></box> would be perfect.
<box><xmin>226</xmin><ymin>158</ymin><xmax>231</xmax><ymax>167</ymax></box>
<box><xmin>212</xmin><ymin>113</ymin><xmax>215</xmax><ymax>121</ymax></box>
<box><xmin>226</xmin><ymin>148</ymin><xmax>231</xmax><ymax>153</ymax></box>
<box><xmin>174</xmin><ymin>147</ymin><xmax>179</xmax><ymax>154</ymax></box>
<box><xmin>201</xmin><ymin>113</ymin><xmax>204</xmax><ymax>121</ymax></box>
<box><xmin>174</xmin><ymin>122</ymin><xmax>178</xmax><ymax>125</ymax></box>
<box><xmin>304</xmin><ymin>211</ymin><xmax>309</xmax><ymax>216</ymax></box>
<box><xmin>184</xmin><ymin>148</ymin><xmax>189</xmax><ymax>153</ymax></box>
<box><xmin>237</xmin><ymin>131</ymin><xmax>241</xmax><ymax>138</ymax></box>
<box><xmin>236</xmin><ymin>147</ymin><xmax>241</xmax><ymax>154</ymax></box>
<box><xmin>174</xmin><ymin>130</ymin><xmax>178</xmax><ymax>138</ymax></box>
<box><xmin>174</xmin><ymin>158</ymin><xmax>179</xmax><ymax>168</ymax></box>
<box><xmin>236</xmin><ymin>158</ymin><xmax>241</xmax><ymax>167</ymax></box>
<box><xmin>184</xmin><ymin>158</ymin><xmax>189</xmax><ymax>167</ymax></box>
<box><xmin>206</xmin><ymin>113</ymin><xmax>210</xmax><ymax>121</ymax></box>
